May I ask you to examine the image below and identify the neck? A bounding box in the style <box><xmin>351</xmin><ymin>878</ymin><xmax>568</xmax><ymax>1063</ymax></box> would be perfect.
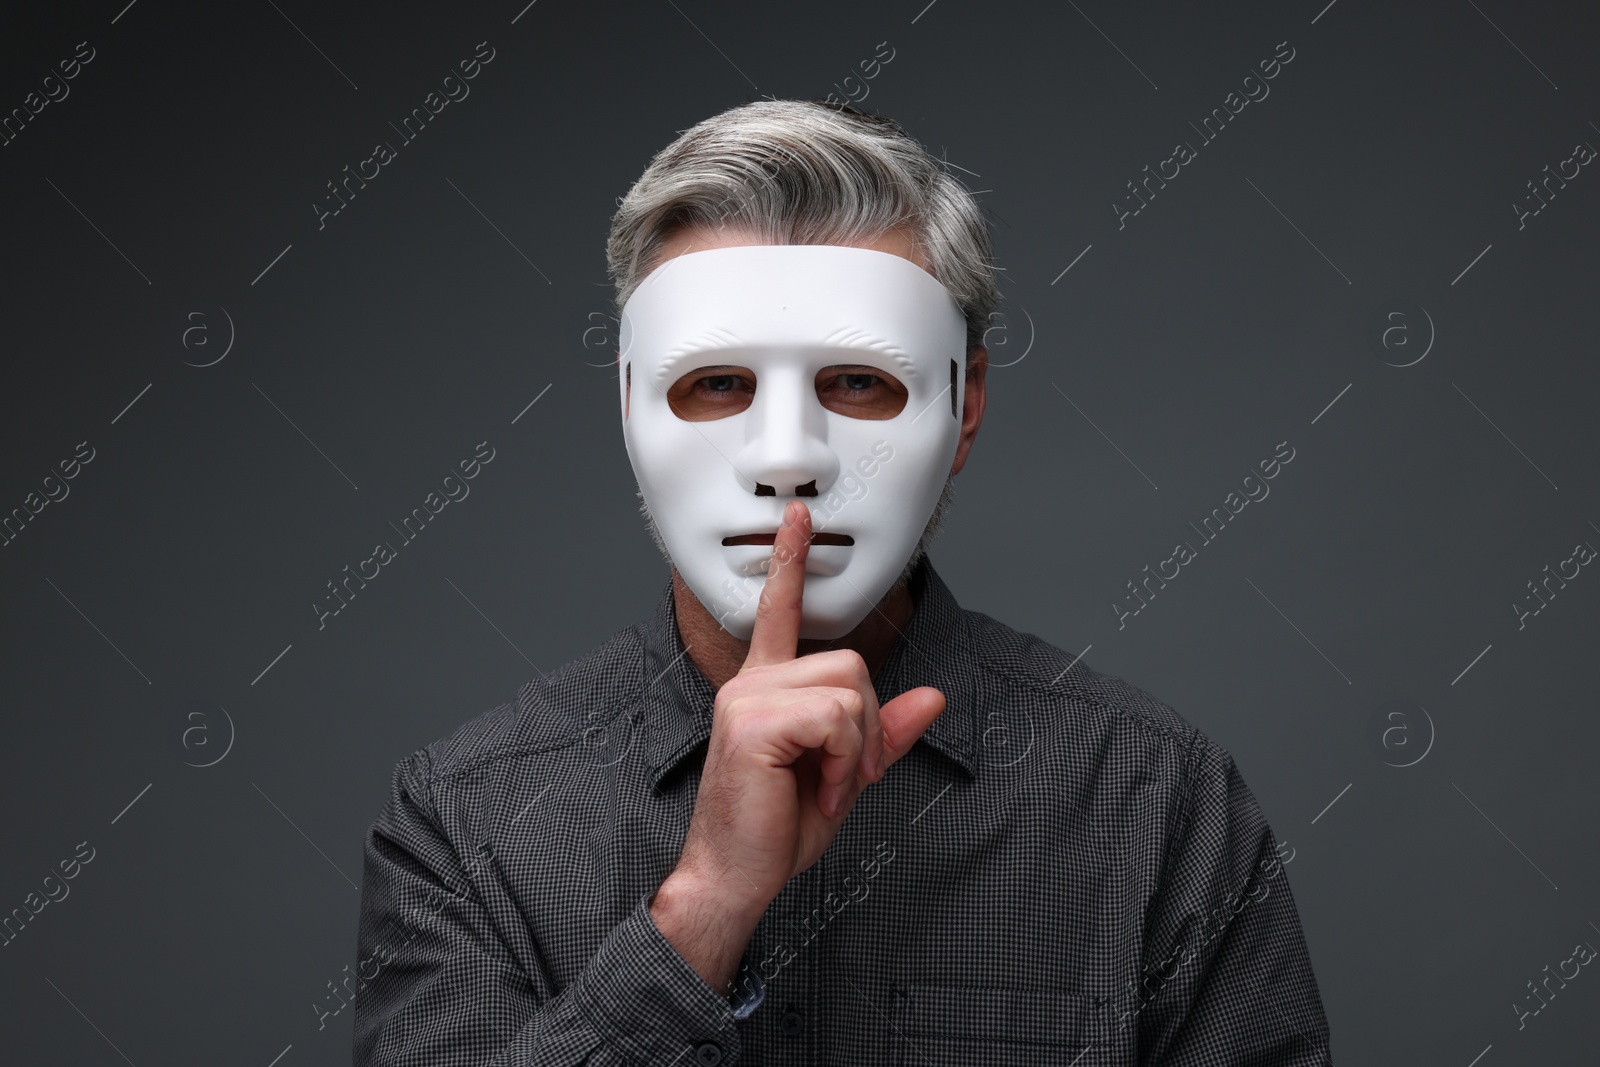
<box><xmin>672</xmin><ymin>568</ymin><xmax>918</xmax><ymax>691</ymax></box>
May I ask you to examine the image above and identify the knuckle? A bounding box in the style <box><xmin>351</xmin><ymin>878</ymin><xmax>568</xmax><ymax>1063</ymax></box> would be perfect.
<box><xmin>816</xmin><ymin>697</ymin><xmax>857</xmax><ymax>741</ymax></box>
<box><xmin>841</xmin><ymin>688</ymin><xmax>866</xmax><ymax>719</ymax></box>
<box><xmin>835</xmin><ymin>699</ymin><xmax>865</xmax><ymax>739</ymax></box>
<box><xmin>722</xmin><ymin>713</ymin><xmax>764</xmax><ymax>751</ymax></box>
<box><xmin>715</xmin><ymin>689</ymin><xmax>752</xmax><ymax>721</ymax></box>
<box><xmin>819</xmin><ymin>649</ymin><xmax>872</xmax><ymax>693</ymax></box>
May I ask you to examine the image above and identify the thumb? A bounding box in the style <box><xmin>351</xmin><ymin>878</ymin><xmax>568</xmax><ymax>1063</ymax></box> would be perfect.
<box><xmin>877</xmin><ymin>686</ymin><xmax>947</xmax><ymax>772</ymax></box>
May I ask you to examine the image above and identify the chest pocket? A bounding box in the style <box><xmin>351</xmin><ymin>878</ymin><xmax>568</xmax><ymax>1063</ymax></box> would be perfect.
<box><xmin>890</xmin><ymin>983</ymin><xmax>1108</xmax><ymax>1066</ymax></box>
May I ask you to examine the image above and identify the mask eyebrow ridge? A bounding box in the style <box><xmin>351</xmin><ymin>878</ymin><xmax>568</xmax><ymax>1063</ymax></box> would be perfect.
<box><xmin>653</xmin><ymin>325</ymin><xmax>922</xmax><ymax>384</ymax></box>
<box><xmin>822</xmin><ymin>326</ymin><xmax>918</xmax><ymax>379</ymax></box>
<box><xmin>655</xmin><ymin>328</ymin><xmax>745</xmax><ymax>384</ymax></box>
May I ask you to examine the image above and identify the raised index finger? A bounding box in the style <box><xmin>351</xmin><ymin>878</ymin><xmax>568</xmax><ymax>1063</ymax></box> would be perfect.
<box><xmin>743</xmin><ymin>499</ymin><xmax>811</xmax><ymax>669</ymax></box>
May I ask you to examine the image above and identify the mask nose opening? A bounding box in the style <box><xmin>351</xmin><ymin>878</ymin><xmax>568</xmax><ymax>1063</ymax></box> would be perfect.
<box><xmin>753</xmin><ymin>480</ymin><xmax>819</xmax><ymax>497</ymax></box>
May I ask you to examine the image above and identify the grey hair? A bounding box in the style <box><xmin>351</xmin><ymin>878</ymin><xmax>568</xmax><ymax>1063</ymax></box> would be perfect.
<box><xmin>605</xmin><ymin>98</ymin><xmax>1000</xmax><ymax>360</ymax></box>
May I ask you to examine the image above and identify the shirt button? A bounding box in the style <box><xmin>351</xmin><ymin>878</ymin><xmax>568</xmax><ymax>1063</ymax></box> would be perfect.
<box><xmin>693</xmin><ymin>1042</ymin><xmax>723</xmax><ymax>1066</ymax></box>
<box><xmin>780</xmin><ymin>1010</ymin><xmax>804</xmax><ymax>1035</ymax></box>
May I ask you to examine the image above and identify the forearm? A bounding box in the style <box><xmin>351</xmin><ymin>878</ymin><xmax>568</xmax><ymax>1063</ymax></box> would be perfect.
<box><xmin>358</xmin><ymin>886</ymin><xmax>754</xmax><ymax>1066</ymax></box>
<box><xmin>358</xmin><ymin>751</ymin><xmax>752</xmax><ymax>1065</ymax></box>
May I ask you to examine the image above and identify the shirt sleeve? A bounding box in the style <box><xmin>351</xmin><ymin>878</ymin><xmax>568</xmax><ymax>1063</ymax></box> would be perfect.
<box><xmin>352</xmin><ymin>747</ymin><xmax>747</xmax><ymax>1066</ymax></box>
<box><xmin>1129</xmin><ymin>743</ymin><xmax>1333</xmax><ymax>1065</ymax></box>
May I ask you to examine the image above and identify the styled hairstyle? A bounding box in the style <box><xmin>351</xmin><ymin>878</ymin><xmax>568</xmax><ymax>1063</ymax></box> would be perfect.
<box><xmin>605</xmin><ymin>98</ymin><xmax>1000</xmax><ymax>361</ymax></box>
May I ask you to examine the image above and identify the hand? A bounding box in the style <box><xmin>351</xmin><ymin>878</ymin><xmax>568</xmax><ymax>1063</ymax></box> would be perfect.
<box><xmin>672</xmin><ymin>498</ymin><xmax>948</xmax><ymax>918</ymax></box>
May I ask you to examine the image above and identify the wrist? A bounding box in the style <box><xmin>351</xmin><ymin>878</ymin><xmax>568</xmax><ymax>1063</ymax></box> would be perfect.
<box><xmin>659</xmin><ymin>865</ymin><xmax>770</xmax><ymax>929</ymax></box>
<box><xmin>650</xmin><ymin>870</ymin><xmax>765</xmax><ymax>994</ymax></box>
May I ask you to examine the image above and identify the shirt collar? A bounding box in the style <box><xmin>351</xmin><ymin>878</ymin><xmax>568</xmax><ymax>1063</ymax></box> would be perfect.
<box><xmin>638</xmin><ymin>556</ymin><xmax>981</xmax><ymax>791</ymax></box>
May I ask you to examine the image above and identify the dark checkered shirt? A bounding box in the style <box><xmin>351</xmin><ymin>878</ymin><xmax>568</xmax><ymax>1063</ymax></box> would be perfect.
<box><xmin>353</xmin><ymin>557</ymin><xmax>1332</xmax><ymax>1064</ymax></box>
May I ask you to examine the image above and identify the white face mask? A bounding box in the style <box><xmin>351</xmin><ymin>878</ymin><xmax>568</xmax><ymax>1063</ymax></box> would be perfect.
<box><xmin>618</xmin><ymin>243</ymin><xmax>967</xmax><ymax>641</ymax></box>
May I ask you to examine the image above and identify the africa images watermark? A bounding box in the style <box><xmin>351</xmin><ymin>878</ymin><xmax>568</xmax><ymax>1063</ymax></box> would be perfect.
<box><xmin>1511</xmin><ymin>930</ymin><xmax>1596</xmax><ymax>1031</ymax></box>
<box><xmin>312</xmin><ymin>440</ymin><xmax>497</xmax><ymax>630</ymax></box>
<box><xmin>728</xmin><ymin>838</ymin><xmax>899</xmax><ymax>1002</ymax></box>
<box><xmin>2</xmin><ymin>840</ymin><xmax>98</xmax><ymax>949</ymax></box>
<box><xmin>820</xmin><ymin>40</ymin><xmax>896</xmax><ymax>107</ymax></box>
<box><xmin>1</xmin><ymin>440</ymin><xmax>97</xmax><ymax>550</ymax></box>
<box><xmin>705</xmin><ymin>440</ymin><xmax>897</xmax><ymax>631</ymax></box>
<box><xmin>1112</xmin><ymin>440</ymin><xmax>1297</xmax><ymax>630</ymax></box>
<box><xmin>0</xmin><ymin>39</ymin><xmax>97</xmax><ymax>149</ymax></box>
<box><xmin>1117</xmin><ymin>838</ymin><xmax>1297</xmax><ymax>1031</ymax></box>
<box><xmin>1112</xmin><ymin>39</ymin><xmax>1297</xmax><ymax>230</ymax></box>
<box><xmin>1512</xmin><ymin>134</ymin><xmax>1595</xmax><ymax>231</ymax></box>
<box><xmin>312</xmin><ymin>843</ymin><xmax>493</xmax><ymax>1031</ymax></box>
<box><xmin>313</xmin><ymin>41</ymin><xmax>497</xmax><ymax>230</ymax></box>
<box><xmin>1510</xmin><ymin>530</ymin><xmax>1595</xmax><ymax>631</ymax></box>
<box><xmin>811</xmin><ymin>439</ymin><xmax>896</xmax><ymax>532</ymax></box>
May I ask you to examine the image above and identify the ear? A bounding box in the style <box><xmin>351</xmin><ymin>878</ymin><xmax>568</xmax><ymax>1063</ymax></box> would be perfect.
<box><xmin>950</xmin><ymin>345</ymin><xmax>988</xmax><ymax>476</ymax></box>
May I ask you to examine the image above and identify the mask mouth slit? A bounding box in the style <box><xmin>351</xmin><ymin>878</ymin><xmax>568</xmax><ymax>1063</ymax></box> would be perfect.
<box><xmin>721</xmin><ymin>532</ymin><xmax>855</xmax><ymax>547</ymax></box>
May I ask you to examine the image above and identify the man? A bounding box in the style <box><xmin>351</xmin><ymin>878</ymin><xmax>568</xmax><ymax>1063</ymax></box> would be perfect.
<box><xmin>353</xmin><ymin>99</ymin><xmax>1332</xmax><ymax>1065</ymax></box>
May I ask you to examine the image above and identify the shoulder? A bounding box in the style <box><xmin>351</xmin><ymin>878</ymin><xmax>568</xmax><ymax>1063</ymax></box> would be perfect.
<box><xmin>959</xmin><ymin>606</ymin><xmax>1266</xmax><ymax>892</ymax></box>
<box><xmin>960</xmin><ymin>605</ymin><xmax>1232</xmax><ymax>796</ymax></box>
<box><xmin>960</xmin><ymin>606</ymin><xmax>1283</xmax><ymax>884</ymax></box>
<box><xmin>400</xmin><ymin>617</ymin><xmax>653</xmax><ymax>788</ymax></box>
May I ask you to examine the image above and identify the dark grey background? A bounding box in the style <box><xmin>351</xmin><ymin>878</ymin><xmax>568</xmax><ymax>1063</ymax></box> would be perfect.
<box><xmin>3</xmin><ymin>0</ymin><xmax>1597</xmax><ymax>1062</ymax></box>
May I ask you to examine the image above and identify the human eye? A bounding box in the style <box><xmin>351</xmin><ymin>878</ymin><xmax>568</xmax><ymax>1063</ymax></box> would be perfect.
<box><xmin>665</xmin><ymin>365</ymin><xmax>754</xmax><ymax>421</ymax></box>
<box><xmin>816</xmin><ymin>365</ymin><xmax>907</xmax><ymax>420</ymax></box>
<box><xmin>836</xmin><ymin>373</ymin><xmax>881</xmax><ymax>394</ymax></box>
<box><xmin>699</xmin><ymin>373</ymin><xmax>743</xmax><ymax>393</ymax></box>
<box><xmin>819</xmin><ymin>368</ymin><xmax>887</xmax><ymax>396</ymax></box>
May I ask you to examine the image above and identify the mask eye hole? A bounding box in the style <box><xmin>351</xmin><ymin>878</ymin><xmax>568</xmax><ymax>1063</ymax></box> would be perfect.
<box><xmin>815</xmin><ymin>364</ymin><xmax>907</xmax><ymax>420</ymax></box>
<box><xmin>664</xmin><ymin>363</ymin><xmax>911</xmax><ymax>421</ymax></box>
<box><xmin>666</xmin><ymin>365</ymin><xmax>756</xmax><ymax>421</ymax></box>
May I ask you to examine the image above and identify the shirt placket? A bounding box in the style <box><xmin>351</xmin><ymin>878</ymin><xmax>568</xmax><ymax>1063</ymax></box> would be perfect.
<box><xmin>747</xmin><ymin>859</ymin><xmax>818</xmax><ymax>1065</ymax></box>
